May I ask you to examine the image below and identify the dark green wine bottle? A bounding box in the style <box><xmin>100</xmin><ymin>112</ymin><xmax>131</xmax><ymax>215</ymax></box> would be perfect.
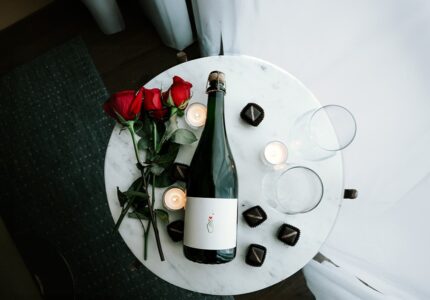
<box><xmin>183</xmin><ymin>71</ymin><xmax>238</xmax><ymax>264</ymax></box>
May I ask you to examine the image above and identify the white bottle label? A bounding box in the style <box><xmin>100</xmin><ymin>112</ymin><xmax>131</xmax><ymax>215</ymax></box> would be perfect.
<box><xmin>183</xmin><ymin>197</ymin><xmax>238</xmax><ymax>250</ymax></box>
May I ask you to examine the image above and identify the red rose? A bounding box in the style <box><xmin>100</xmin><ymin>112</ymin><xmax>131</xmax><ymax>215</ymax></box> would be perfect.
<box><xmin>103</xmin><ymin>89</ymin><xmax>143</xmax><ymax>122</ymax></box>
<box><xmin>142</xmin><ymin>87</ymin><xmax>162</xmax><ymax>111</ymax></box>
<box><xmin>141</xmin><ymin>87</ymin><xmax>168</xmax><ymax>121</ymax></box>
<box><xmin>164</xmin><ymin>76</ymin><xmax>192</xmax><ymax>110</ymax></box>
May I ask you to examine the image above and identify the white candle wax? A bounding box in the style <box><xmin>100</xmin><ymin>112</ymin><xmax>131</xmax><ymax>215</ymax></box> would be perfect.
<box><xmin>163</xmin><ymin>187</ymin><xmax>186</xmax><ymax>211</ymax></box>
<box><xmin>186</xmin><ymin>103</ymin><xmax>207</xmax><ymax>127</ymax></box>
<box><xmin>264</xmin><ymin>141</ymin><xmax>288</xmax><ymax>165</ymax></box>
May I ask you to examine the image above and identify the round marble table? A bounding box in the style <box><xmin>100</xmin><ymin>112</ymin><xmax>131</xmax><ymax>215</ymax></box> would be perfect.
<box><xmin>104</xmin><ymin>55</ymin><xmax>344</xmax><ymax>295</ymax></box>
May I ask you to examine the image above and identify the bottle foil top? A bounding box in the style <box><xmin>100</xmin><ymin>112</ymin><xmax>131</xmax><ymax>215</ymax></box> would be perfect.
<box><xmin>207</xmin><ymin>71</ymin><xmax>226</xmax><ymax>93</ymax></box>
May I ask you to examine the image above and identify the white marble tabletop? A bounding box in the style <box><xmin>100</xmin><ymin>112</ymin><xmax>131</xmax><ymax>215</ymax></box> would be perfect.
<box><xmin>104</xmin><ymin>55</ymin><xmax>344</xmax><ymax>295</ymax></box>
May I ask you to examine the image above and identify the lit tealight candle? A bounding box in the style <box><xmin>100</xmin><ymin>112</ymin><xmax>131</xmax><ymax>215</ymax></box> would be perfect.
<box><xmin>186</xmin><ymin>103</ymin><xmax>207</xmax><ymax>128</ymax></box>
<box><xmin>263</xmin><ymin>141</ymin><xmax>288</xmax><ymax>165</ymax></box>
<box><xmin>163</xmin><ymin>187</ymin><xmax>187</xmax><ymax>211</ymax></box>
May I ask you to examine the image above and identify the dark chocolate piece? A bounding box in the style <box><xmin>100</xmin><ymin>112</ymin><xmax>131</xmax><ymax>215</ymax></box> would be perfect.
<box><xmin>167</xmin><ymin>220</ymin><xmax>184</xmax><ymax>242</ymax></box>
<box><xmin>172</xmin><ymin>163</ymin><xmax>189</xmax><ymax>182</ymax></box>
<box><xmin>245</xmin><ymin>244</ymin><xmax>267</xmax><ymax>267</ymax></box>
<box><xmin>240</xmin><ymin>103</ymin><xmax>265</xmax><ymax>126</ymax></box>
<box><xmin>344</xmin><ymin>189</ymin><xmax>358</xmax><ymax>199</ymax></box>
<box><xmin>277</xmin><ymin>223</ymin><xmax>300</xmax><ymax>246</ymax></box>
<box><xmin>242</xmin><ymin>205</ymin><xmax>267</xmax><ymax>227</ymax></box>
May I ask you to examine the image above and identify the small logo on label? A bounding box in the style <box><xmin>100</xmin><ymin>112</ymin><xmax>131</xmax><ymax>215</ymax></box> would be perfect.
<box><xmin>207</xmin><ymin>213</ymin><xmax>214</xmax><ymax>233</ymax></box>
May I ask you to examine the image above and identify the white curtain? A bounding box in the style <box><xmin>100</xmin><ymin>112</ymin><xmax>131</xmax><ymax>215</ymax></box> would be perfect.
<box><xmin>140</xmin><ymin>0</ymin><xmax>194</xmax><ymax>50</ymax></box>
<box><xmin>192</xmin><ymin>0</ymin><xmax>430</xmax><ymax>298</ymax></box>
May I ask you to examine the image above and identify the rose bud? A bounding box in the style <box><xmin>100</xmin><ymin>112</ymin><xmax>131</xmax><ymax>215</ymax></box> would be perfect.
<box><xmin>164</xmin><ymin>76</ymin><xmax>192</xmax><ymax>110</ymax></box>
<box><xmin>142</xmin><ymin>87</ymin><xmax>169</xmax><ymax>121</ymax></box>
<box><xmin>103</xmin><ymin>89</ymin><xmax>143</xmax><ymax>123</ymax></box>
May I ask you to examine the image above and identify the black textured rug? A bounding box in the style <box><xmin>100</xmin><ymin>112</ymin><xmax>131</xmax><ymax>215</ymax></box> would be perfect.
<box><xmin>0</xmin><ymin>37</ymin><xmax>230</xmax><ymax>300</ymax></box>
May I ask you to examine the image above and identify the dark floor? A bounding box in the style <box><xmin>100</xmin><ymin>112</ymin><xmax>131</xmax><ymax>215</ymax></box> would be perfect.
<box><xmin>0</xmin><ymin>1</ymin><xmax>314</xmax><ymax>299</ymax></box>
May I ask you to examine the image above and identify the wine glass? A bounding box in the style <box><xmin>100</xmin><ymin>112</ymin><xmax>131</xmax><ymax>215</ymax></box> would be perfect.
<box><xmin>262</xmin><ymin>166</ymin><xmax>324</xmax><ymax>214</ymax></box>
<box><xmin>288</xmin><ymin>105</ymin><xmax>357</xmax><ymax>161</ymax></box>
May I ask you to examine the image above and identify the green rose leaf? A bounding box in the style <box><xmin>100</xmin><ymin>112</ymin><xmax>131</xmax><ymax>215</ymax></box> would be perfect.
<box><xmin>133</xmin><ymin>120</ymin><xmax>143</xmax><ymax>134</ymax></box>
<box><xmin>138</xmin><ymin>137</ymin><xmax>150</xmax><ymax>151</ymax></box>
<box><xmin>150</xmin><ymin>164</ymin><xmax>165</xmax><ymax>176</ymax></box>
<box><xmin>157</xmin><ymin>114</ymin><xmax>178</xmax><ymax>152</ymax></box>
<box><xmin>135</xmin><ymin>115</ymin><xmax>153</xmax><ymax>138</ymax></box>
<box><xmin>152</xmin><ymin>168</ymin><xmax>175</xmax><ymax>188</ymax></box>
<box><xmin>151</xmin><ymin>143</ymin><xmax>180</xmax><ymax>167</ymax></box>
<box><xmin>126</xmin><ymin>191</ymin><xmax>149</xmax><ymax>200</ymax></box>
<box><xmin>171</xmin><ymin>128</ymin><xmax>197</xmax><ymax>145</ymax></box>
<box><xmin>177</xmin><ymin>109</ymin><xmax>185</xmax><ymax>117</ymax></box>
<box><xmin>136</xmin><ymin>162</ymin><xmax>144</xmax><ymax>171</ymax></box>
<box><xmin>128</xmin><ymin>177</ymin><xmax>143</xmax><ymax>193</ymax></box>
<box><xmin>128</xmin><ymin>211</ymin><xmax>149</xmax><ymax>220</ymax></box>
<box><xmin>165</xmin><ymin>91</ymin><xmax>174</xmax><ymax>107</ymax></box>
<box><xmin>134</xmin><ymin>202</ymin><xmax>149</xmax><ymax>214</ymax></box>
<box><xmin>155</xmin><ymin>209</ymin><xmax>169</xmax><ymax>223</ymax></box>
<box><xmin>117</xmin><ymin>187</ymin><xmax>128</xmax><ymax>207</ymax></box>
<box><xmin>113</xmin><ymin>192</ymin><xmax>137</xmax><ymax>232</ymax></box>
<box><xmin>170</xmin><ymin>106</ymin><xmax>178</xmax><ymax>117</ymax></box>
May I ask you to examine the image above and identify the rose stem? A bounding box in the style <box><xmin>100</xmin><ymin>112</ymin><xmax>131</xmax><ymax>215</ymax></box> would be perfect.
<box><xmin>128</xmin><ymin>123</ymin><xmax>164</xmax><ymax>261</ymax></box>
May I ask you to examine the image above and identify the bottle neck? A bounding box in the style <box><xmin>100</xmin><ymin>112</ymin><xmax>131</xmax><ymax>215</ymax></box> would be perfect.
<box><xmin>205</xmin><ymin>90</ymin><xmax>225</xmax><ymax>134</ymax></box>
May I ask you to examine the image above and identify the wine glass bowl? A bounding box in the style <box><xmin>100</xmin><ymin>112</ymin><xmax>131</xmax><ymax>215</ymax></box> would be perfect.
<box><xmin>268</xmin><ymin>166</ymin><xmax>324</xmax><ymax>215</ymax></box>
<box><xmin>310</xmin><ymin>105</ymin><xmax>356</xmax><ymax>151</ymax></box>
<box><xmin>288</xmin><ymin>105</ymin><xmax>357</xmax><ymax>161</ymax></box>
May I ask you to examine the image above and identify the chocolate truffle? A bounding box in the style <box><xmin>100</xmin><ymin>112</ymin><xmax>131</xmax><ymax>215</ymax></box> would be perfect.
<box><xmin>171</xmin><ymin>163</ymin><xmax>189</xmax><ymax>182</ymax></box>
<box><xmin>245</xmin><ymin>244</ymin><xmax>267</xmax><ymax>267</ymax></box>
<box><xmin>167</xmin><ymin>220</ymin><xmax>184</xmax><ymax>242</ymax></box>
<box><xmin>240</xmin><ymin>103</ymin><xmax>265</xmax><ymax>126</ymax></box>
<box><xmin>242</xmin><ymin>205</ymin><xmax>267</xmax><ymax>227</ymax></box>
<box><xmin>344</xmin><ymin>189</ymin><xmax>358</xmax><ymax>199</ymax></box>
<box><xmin>277</xmin><ymin>223</ymin><xmax>300</xmax><ymax>246</ymax></box>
